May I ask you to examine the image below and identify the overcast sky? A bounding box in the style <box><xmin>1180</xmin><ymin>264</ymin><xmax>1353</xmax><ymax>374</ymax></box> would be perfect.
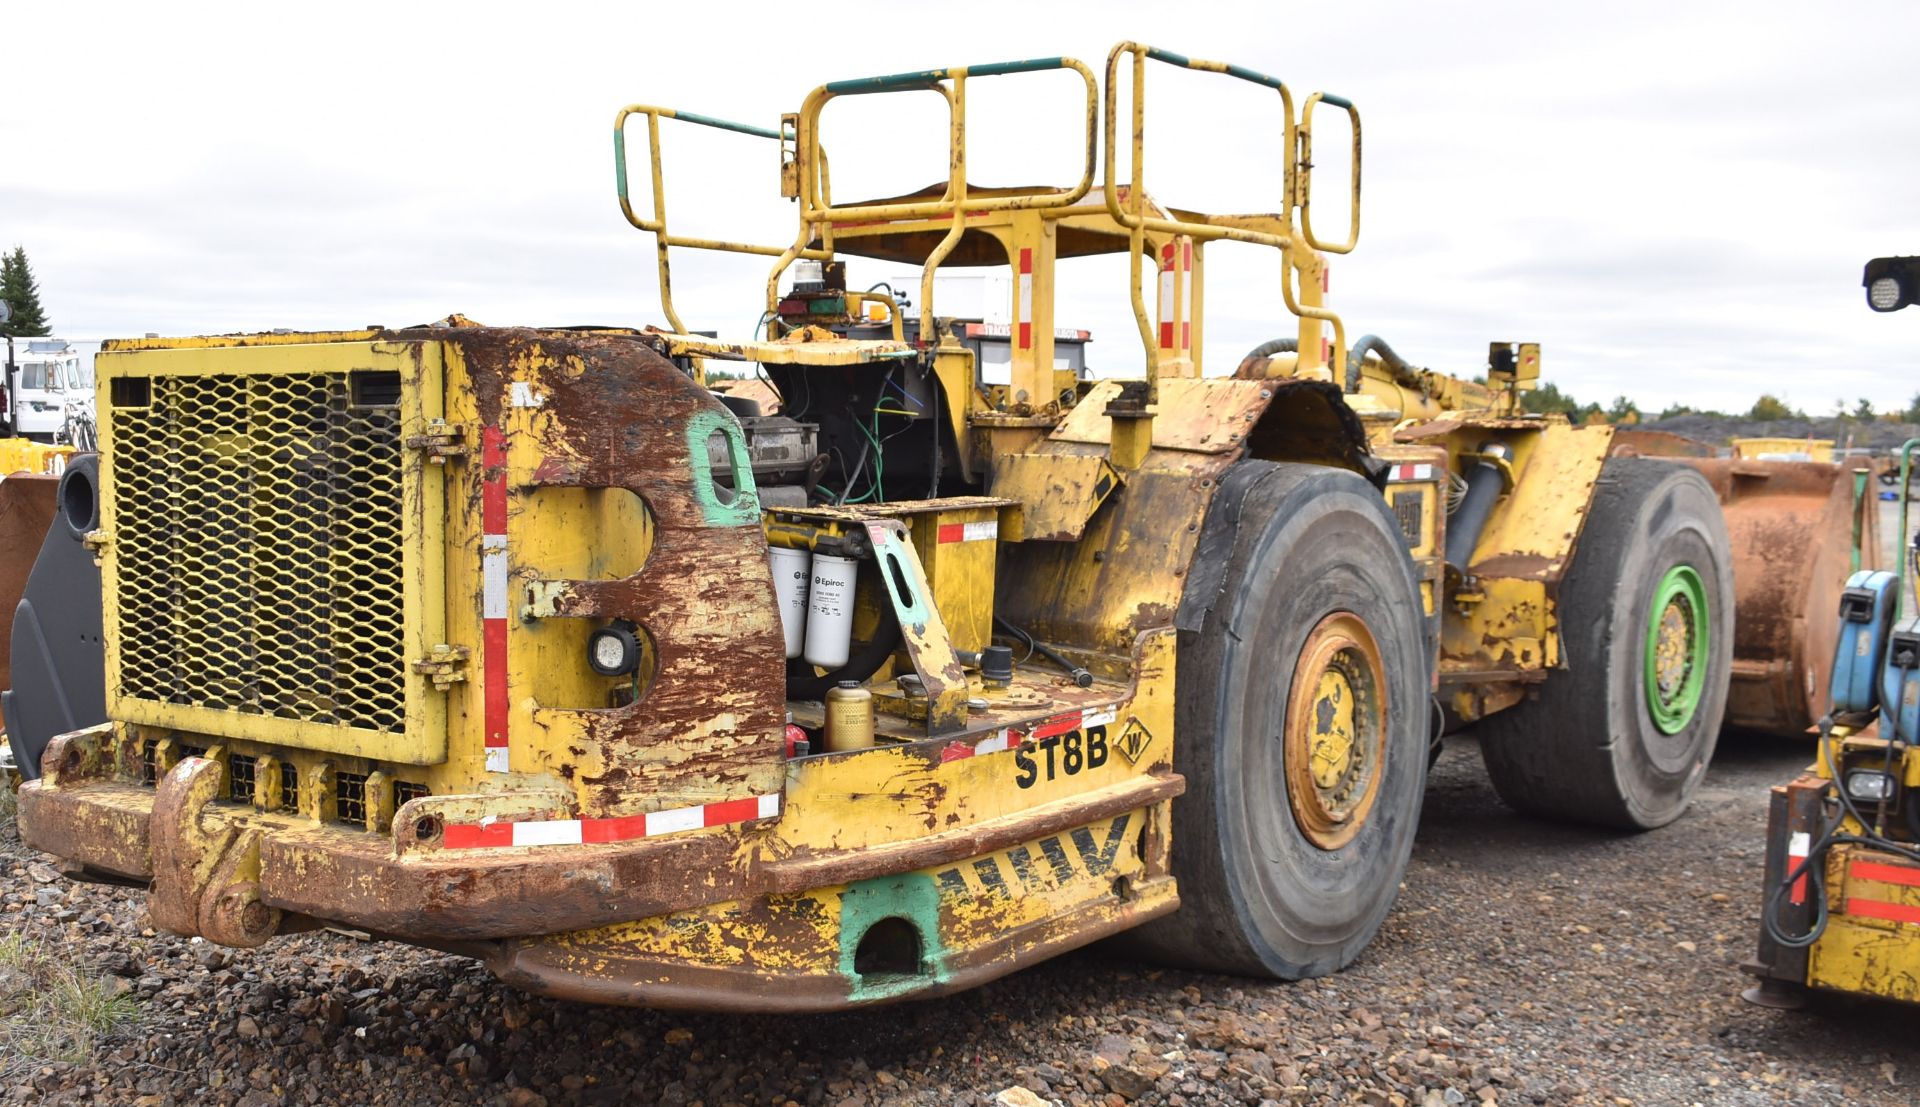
<box><xmin>4</xmin><ymin>1</ymin><xmax>1916</xmax><ymax>415</ymax></box>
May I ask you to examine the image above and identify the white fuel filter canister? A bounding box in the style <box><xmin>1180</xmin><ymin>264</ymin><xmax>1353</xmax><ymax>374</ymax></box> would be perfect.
<box><xmin>803</xmin><ymin>553</ymin><xmax>858</xmax><ymax>670</ymax></box>
<box><xmin>768</xmin><ymin>545</ymin><xmax>812</xmax><ymax>659</ymax></box>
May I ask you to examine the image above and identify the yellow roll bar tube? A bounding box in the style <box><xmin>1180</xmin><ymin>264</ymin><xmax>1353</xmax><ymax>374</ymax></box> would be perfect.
<box><xmin>783</xmin><ymin>58</ymin><xmax>1100</xmax><ymax>345</ymax></box>
<box><xmin>613</xmin><ymin>105</ymin><xmax>832</xmax><ymax>334</ymax></box>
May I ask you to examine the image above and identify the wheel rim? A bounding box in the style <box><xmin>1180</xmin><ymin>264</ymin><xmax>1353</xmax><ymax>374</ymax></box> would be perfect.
<box><xmin>1283</xmin><ymin>612</ymin><xmax>1389</xmax><ymax>851</ymax></box>
<box><xmin>1644</xmin><ymin>564</ymin><xmax>1710</xmax><ymax>735</ymax></box>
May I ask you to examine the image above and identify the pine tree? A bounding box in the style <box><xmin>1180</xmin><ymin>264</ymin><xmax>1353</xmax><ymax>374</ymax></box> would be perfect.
<box><xmin>0</xmin><ymin>246</ymin><xmax>52</xmax><ymax>337</ymax></box>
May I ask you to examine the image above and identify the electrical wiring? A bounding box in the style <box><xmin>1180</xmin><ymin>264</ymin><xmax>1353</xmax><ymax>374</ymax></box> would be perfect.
<box><xmin>1763</xmin><ymin>716</ymin><xmax>1920</xmax><ymax>949</ymax></box>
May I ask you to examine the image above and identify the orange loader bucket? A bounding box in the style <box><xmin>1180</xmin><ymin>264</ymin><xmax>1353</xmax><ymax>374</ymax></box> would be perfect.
<box><xmin>1670</xmin><ymin>457</ymin><xmax>1880</xmax><ymax>737</ymax></box>
<box><xmin>0</xmin><ymin>474</ymin><xmax>60</xmax><ymax>702</ymax></box>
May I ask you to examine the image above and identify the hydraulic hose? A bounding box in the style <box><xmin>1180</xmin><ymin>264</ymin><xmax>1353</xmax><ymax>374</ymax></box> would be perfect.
<box><xmin>1241</xmin><ymin>334</ymin><xmax>1427</xmax><ymax>394</ymax></box>
<box><xmin>1241</xmin><ymin>337</ymin><xmax>1297</xmax><ymax>362</ymax></box>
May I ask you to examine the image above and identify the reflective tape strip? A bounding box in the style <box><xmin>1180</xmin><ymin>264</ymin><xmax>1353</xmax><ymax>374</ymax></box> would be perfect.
<box><xmin>1017</xmin><ymin>248</ymin><xmax>1034</xmax><ymax>350</ymax></box>
<box><xmin>441</xmin><ymin>793</ymin><xmax>783</xmax><ymax>850</ymax></box>
<box><xmin>935</xmin><ymin>704</ymin><xmax>1126</xmax><ymax>763</ymax></box>
<box><xmin>1388</xmin><ymin>464</ymin><xmax>1434</xmax><ymax>482</ymax></box>
<box><xmin>1180</xmin><ymin>240</ymin><xmax>1192</xmax><ymax>350</ymax></box>
<box><xmin>1788</xmin><ymin>831</ymin><xmax>1810</xmax><ymax>905</ymax></box>
<box><xmin>936</xmin><ymin>520</ymin><xmax>999</xmax><ymax>544</ymax></box>
<box><xmin>1851</xmin><ymin>859</ymin><xmax>1920</xmax><ymax>887</ymax></box>
<box><xmin>1158</xmin><ymin>244</ymin><xmax>1177</xmax><ymax>348</ymax></box>
<box><xmin>481</xmin><ymin>425</ymin><xmax>510</xmax><ymax>772</ymax></box>
<box><xmin>1845</xmin><ymin>897</ymin><xmax>1920</xmax><ymax>926</ymax></box>
<box><xmin>482</xmin><ymin>536</ymin><xmax>509</xmax><ymax>620</ymax></box>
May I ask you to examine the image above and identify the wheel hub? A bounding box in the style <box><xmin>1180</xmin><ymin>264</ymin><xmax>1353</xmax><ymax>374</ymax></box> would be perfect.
<box><xmin>1644</xmin><ymin>565</ymin><xmax>1710</xmax><ymax>735</ymax></box>
<box><xmin>1283</xmin><ymin>612</ymin><xmax>1388</xmax><ymax>851</ymax></box>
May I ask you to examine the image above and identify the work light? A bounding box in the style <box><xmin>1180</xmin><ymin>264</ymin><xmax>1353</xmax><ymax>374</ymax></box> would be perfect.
<box><xmin>1845</xmin><ymin>769</ymin><xmax>1896</xmax><ymax>803</ymax></box>
<box><xmin>1869</xmin><ymin>277</ymin><xmax>1903</xmax><ymax>312</ymax></box>
<box><xmin>587</xmin><ymin>621</ymin><xmax>642</xmax><ymax>677</ymax></box>
<box><xmin>1863</xmin><ymin>257</ymin><xmax>1916</xmax><ymax>313</ymax></box>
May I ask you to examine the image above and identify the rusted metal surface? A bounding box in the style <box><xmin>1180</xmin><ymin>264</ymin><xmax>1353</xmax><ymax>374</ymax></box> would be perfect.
<box><xmin>1675</xmin><ymin>458</ymin><xmax>1880</xmax><ymax>737</ymax></box>
<box><xmin>484</xmin><ymin>875</ymin><xmax>1176</xmax><ymax>1012</ymax></box>
<box><xmin>762</xmin><ymin>773</ymin><xmax>1182</xmax><ymax>892</ymax></box>
<box><xmin>1740</xmin><ymin>774</ymin><xmax>1823</xmax><ymax>987</ymax></box>
<box><xmin>0</xmin><ymin>474</ymin><xmax>58</xmax><ymax>695</ymax></box>
<box><xmin>455</xmin><ymin>327</ymin><xmax>790</xmax><ymax>813</ymax></box>
<box><xmin>1610</xmin><ymin>429</ymin><xmax>1714</xmax><ymax>459</ymax></box>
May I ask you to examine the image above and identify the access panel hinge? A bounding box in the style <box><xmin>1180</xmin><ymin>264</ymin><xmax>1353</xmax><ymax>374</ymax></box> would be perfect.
<box><xmin>403</xmin><ymin>420</ymin><xmax>470</xmax><ymax>462</ymax></box>
<box><xmin>412</xmin><ymin>644</ymin><xmax>471</xmax><ymax>689</ymax></box>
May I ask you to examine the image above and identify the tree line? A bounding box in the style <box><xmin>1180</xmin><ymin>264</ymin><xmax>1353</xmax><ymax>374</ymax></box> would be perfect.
<box><xmin>1522</xmin><ymin>381</ymin><xmax>1920</xmax><ymax>426</ymax></box>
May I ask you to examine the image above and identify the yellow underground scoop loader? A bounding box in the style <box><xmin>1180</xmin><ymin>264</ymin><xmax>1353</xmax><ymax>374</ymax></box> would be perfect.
<box><xmin>0</xmin><ymin>45</ymin><xmax>1864</xmax><ymax>1010</ymax></box>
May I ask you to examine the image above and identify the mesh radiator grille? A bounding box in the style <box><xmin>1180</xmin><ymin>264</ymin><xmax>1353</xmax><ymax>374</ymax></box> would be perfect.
<box><xmin>110</xmin><ymin>371</ymin><xmax>406</xmax><ymax>736</ymax></box>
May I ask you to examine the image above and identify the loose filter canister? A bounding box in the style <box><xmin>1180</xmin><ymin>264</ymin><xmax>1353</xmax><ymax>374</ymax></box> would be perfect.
<box><xmin>803</xmin><ymin>553</ymin><xmax>859</xmax><ymax>669</ymax></box>
<box><xmin>768</xmin><ymin>546</ymin><xmax>812</xmax><ymax>659</ymax></box>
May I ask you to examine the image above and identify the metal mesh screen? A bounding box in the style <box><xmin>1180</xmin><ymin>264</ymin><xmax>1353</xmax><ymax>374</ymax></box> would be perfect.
<box><xmin>109</xmin><ymin>371</ymin><xmax>406</xmax><ymax>736</ymax></box>
<box><xmin>228</xmin><ymin>754</ymin><xmax>257</xmax><ymax>803</ymax></box>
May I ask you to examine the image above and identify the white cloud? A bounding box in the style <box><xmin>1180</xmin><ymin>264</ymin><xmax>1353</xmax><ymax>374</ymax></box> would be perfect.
<box><xmin>3</xmin><ymin>0</ymin><xmax>1916</xmax><ymax>413</ymax></box>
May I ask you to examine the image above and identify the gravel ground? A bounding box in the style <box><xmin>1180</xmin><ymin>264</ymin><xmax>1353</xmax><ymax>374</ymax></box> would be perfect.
<box><xmin>6</xmin><ymin>733</ymin><xmax>1919</xmax><ymax>1107</ymax></box>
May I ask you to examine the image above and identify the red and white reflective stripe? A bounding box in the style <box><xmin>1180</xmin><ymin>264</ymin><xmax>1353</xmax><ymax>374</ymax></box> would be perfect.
<box><xmin>441</xmin><ymin>792</ymin><xmax>781</xmax><ymax>850</ymax></box>
<box><xmin>1839</xmin><ymin>859</ymin><xmax>1920</xmax><ymax>923</ymax></box>
<box><xmin>1787</xmin><ymin>831</ymin><xmax>1810</xmax><ymax>905</ymax></box>
<box><xmin>1017</xmin><ymin>248</ymin><xmax>1034</xmax><ymax>350</ymax></box>
<box><xmin>1180</xmin><ymin>240</ymin><xmax>1192</xmax><ymax>350</ymax></box>
<box><xmin>1158</xmin><ymin>244</ymin><xmax>1178</xmax><ymax>349</ymax></box>
<box><xmin>936</xmin><ymin>520</ymin><xmax>998</xmax><ymax>544</ymax></box>
<box><xmin>939</xmin><ymin>705</ymin><xmax>1121</xmax><ymax>762</ymax></box>
<box><xmin>481</xmin><ymin>425</ymin><xmax>510</xmax><ymax>774</ymax></box>
<box><xmin>1387</xmin><ymin>463</ymin><xmax>1434</xmax><ymax>482</ymax></box>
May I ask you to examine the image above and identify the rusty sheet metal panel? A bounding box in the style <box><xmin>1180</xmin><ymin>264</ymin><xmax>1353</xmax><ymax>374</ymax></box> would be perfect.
<box><xmin>987</xmin><ymin>452</ymin><xmax>1121</xmax><ymax>541</ymax></box>
<box><xmin>1457</xmin><ymin>423</ymin><xmax>1612</xmax><ymax>582</ymax></box>
<box><xmin>997</xmin><ymin>444</ymin><xmax>1238</xmax><ymax>665</ymax></box>
<box><xmin>1675</xmin><ymin>457</ymin><xmax>1880</xmax><ymax>737</ymax></box>
<box><xmin>462</xmin><ymin>328</ymin><xmax>790</xmax><ymax>813</ymax></box>
<box><xmin>1611</xmin><ymin>429</ymin><xmax>1715</xmax><ymax>459</ymax></box>
<box><xmin>1050</xmin><ymin>378</ymin><xmax>1273</xmax><ymax>453</ymax></box>
<box><xmin>0</xmin><ymin>474</ymin><xmax>58</xmax><ymax>695</ymax></box>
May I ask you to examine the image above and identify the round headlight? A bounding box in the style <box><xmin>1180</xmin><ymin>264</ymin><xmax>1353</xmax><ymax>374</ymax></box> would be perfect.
<box><xmin>587</xmin><ymin>622</ymin><xmax>640</xmax><ymax>676</ymax></box>
<box><xmin>1869</xmin><ymin>276</ymin><xmax>1904</xmax><ymax>312</ymax></box>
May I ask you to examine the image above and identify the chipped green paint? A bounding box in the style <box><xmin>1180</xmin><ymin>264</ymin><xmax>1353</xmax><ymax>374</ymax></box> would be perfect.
<box><xmin>868</xmin><ymin>526</ymin><xmax>934</xmax><ymax>633</ymax></box>
<box><xmin>684</xmin><ymin>408</ymin><xmax>761</xmax><ymax>526</ymax></box>
<box><xmin>837</xmin><ymin>872</ymin><xmax>950</xmax><ymax>1001</ymax></box>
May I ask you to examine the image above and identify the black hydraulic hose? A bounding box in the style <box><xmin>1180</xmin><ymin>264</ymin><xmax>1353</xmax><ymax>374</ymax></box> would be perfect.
<box><xmin>995</xmin><ymin>616</ymin><xmax>1092</xmax><ymax>687</ymax></box>
<box><xmin>1346</xmin><ymin>334</ymin><xmax>1419</xmax><ymax>393</ymax></box>
<box><xmin>1444</xmin><ymin>441</ymin><xmax>1512</xmax><ymax>570</ymax></box>
<box><xmin>1242</xmin><ymin>334</ymin><xmax>1425</xmax><ymax>394</ymax></box>
<box><xmin>1242</xmin><ymin>337</ymin><xmax>1297</xmax><ymax>362</ymax></box>
<box><xmin>1763</xmin><ymin>716</ymin><xmax>1920</xmax><ymax>949</ymax></box>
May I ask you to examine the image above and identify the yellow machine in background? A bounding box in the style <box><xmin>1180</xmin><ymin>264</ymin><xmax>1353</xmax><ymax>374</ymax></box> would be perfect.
<box><xmin>21</xmin><ymin>44</ymin><xmax>1736</xmax><ymax>1008</ymax></box>
<box><xmin>1742</xmin><ymin>260</ymin><xmax>1920</xmax><ymax>1010</ymax></box>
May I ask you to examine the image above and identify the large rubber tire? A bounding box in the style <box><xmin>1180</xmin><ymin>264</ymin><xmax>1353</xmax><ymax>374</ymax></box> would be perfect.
<box><xmin>1478</xmin><ymin>458</ymin><xmax>1733</xmax><ymax>830</ymax></box>
<box><xmin>1126</xmin><ymin>461</ymin><xmax>1430</xmax><ymax>979</ymax></box>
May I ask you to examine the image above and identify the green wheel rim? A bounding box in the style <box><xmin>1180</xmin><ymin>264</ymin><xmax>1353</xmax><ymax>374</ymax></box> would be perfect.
<box><xmin>1644</xmin><ymin>565</ymin><xmax>1710</xmax><ymax>734</ymax></box>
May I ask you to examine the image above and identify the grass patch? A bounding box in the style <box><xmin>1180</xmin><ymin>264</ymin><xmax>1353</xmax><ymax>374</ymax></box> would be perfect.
<box><xmin>0</xmin><ymin>775</ymin><xmax>16</xmax><ymax>831</ymax></box>
<box><xmin>0</xmin><ymin>932</ymin><xmax>141</xmax><ymax>1077</ymax></box>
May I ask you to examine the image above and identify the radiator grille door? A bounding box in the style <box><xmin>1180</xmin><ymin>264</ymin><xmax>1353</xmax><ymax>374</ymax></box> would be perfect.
<box><xmin>100</xmin><ymin>341</ymin><xmax>448</xmax><ymax>764</ymax></box>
